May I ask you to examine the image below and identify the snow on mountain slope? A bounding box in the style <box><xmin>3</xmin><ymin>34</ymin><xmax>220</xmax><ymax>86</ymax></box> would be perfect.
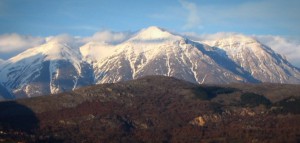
<box><xmin>1</xmin><ymin>26</ymin><xmax>300</xmax><ymax>99</ymax></box>
<box><xmin>209</xmin><ymin>34</ymin><xmax>300</xmax><ymax>83</ymax></box>
<box><xmin>88</xmin><ymin>26</ymin><xmax>249</xmax><ymax>84</ymax></box>
<box><xmin>0</xmin><ymin>39</ymin><xmax>93</xmax><ymax>98</ymax></box>
<box><xmin>0</xmin><ymin>59</ymin><xmax>4</xmax><ymax>65</ymax></box>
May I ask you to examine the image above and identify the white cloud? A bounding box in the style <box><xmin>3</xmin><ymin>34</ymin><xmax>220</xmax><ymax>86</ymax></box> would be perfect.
<box><xmin>82</xmin><ymin>30</ymin><xmax>132</xmax><ymax>44</ymax></box>
<box><xmin>0</xmin><ymin>33</ymin><xmax>45</xmax><ymax>59</ymax></box>
<box><xmin>178</xmin><ymin>0</ymin><xmax>201</xmax><ymax>30</ymax></box>
<box><xmin>183</xmin><ymin>32</ymin><xmax>239</xmax><ymax>42</ymax></box>
<box><xmin>0</xmin><ymin>33</ymin><xmax>45</xmax><ymax>53</ymax></box>
<box><xmin>0</xmin><ymin>34</ymin><xmax>85</xmax><ymax>60</ymax></box>
<box><xmin>45</xmin><ymin>34</ymin><xmax>84</xmax><ymax>47</ymax></box>
<box><xmin>0</xmin><ymin>30</ymin><xmax>133</xmax><ymax>60</ymax></box>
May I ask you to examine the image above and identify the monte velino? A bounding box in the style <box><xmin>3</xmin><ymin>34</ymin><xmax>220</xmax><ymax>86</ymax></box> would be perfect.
<box><xmin>1</xmin><ymin>26</ymin><xmax>300</xmax><ymax>100</ymax></box>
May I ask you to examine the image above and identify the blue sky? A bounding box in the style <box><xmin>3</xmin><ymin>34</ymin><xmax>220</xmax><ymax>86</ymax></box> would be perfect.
<box><xmin>0</xmin><ymin>0</ymin><xmax>300</xmax><ymax>67</ymax></box>
<box><xmin>1</xmin><ymin>0</ymin><xmax>299</xmax><ymax>37</ymax></box>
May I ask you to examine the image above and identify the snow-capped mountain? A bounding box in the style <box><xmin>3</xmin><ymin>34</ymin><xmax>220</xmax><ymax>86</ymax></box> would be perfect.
<box><xmin>1</xmin><ymin>26</ymin><xmax>300</xmax><ymax>99</ymax></box>
<box><xmin>207</xmin><ymin>34</ymin><xmax>300</xmax><ymax>84</ymax></box>
<box><xmin>86</xmin><ymin>26</ymin><xmax>254</xmax><ymax>84</ymax></box>
<box><xmin>0</xmin><ymin>38</ymin><xmax>94</xmax><ymax>98</ymax></box>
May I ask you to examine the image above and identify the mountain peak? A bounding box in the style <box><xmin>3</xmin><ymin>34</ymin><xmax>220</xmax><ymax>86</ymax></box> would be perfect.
<box><xmin>130</xmin><ymin>26</ymin><xmax>181</xmax><ymax>41</ymax></box>
<box><xmin>4</xmin><ymin>39</ymin><xmax>81</xmax><ymax>68</ymax></box>
<box><xmin>143</xmin><ymin>26</ymin><xmax>165</xmax><ymax>32</ymax></box>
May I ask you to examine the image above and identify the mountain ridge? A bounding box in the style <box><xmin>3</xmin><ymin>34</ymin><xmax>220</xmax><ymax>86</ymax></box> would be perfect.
<box><xmin>1</xmin><ymin>26</ymin><xmax>300</xmax><ymax>99</ymax></box>
<box><xmin>209</xmin><ymin>35</ymin><xmax>300</xmax><ymax>83</ymax></box>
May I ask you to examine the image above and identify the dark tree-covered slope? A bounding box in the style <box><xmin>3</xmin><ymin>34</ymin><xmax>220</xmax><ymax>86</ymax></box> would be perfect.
<box><xmin>0</xmin><ymin>76</ymin><xmax>299</xmax><ymax>143</ymax></box>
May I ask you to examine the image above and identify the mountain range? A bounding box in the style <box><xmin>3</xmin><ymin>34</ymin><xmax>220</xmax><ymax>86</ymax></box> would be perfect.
<box><xmin>1</xmin><ymin>26</ymin><xmax>300</xmax><ymax>100</ymax></box>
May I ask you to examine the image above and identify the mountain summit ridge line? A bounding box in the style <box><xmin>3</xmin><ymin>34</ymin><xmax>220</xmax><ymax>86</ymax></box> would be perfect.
<box><xmin>0</xmin><ymin>26</ymin><xmax>300</xmax><ymax>100</ymax></box>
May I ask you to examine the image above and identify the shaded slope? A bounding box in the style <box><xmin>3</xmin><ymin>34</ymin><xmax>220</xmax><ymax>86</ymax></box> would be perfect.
<box><xmin>0</xmin><ymin>83</ymin><xmax>13</xmax><ymax>100</ymax></box>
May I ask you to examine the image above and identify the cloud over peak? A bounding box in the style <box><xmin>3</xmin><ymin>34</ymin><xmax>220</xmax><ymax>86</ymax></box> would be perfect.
<box><xmin>83</xmin><ymin>30</ymin><xmax>132</xmax><ymax>44</ymax></box>
<box><xmin>0</xmin><ymin>33</ymin><xmax>45</xmax><ymax>53</ymax></box>
<box><xmin>0</xmin><ymin>30</ymin><xmax>133</xmax><ymax>60</ymax></box>
<box><xmin>179</xmin><ymin>0</ymin><xmax>201</xmax><ymax>30</ymax></box>
<box><xmin>0</xmin><ymin>33</ymin><xmax>46</xmax><ymax>59</ymax></box>
<box><xmin>0</xmin><ymin>28</ymin><xmax>299</xmax><ymax>68</ymax></box>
